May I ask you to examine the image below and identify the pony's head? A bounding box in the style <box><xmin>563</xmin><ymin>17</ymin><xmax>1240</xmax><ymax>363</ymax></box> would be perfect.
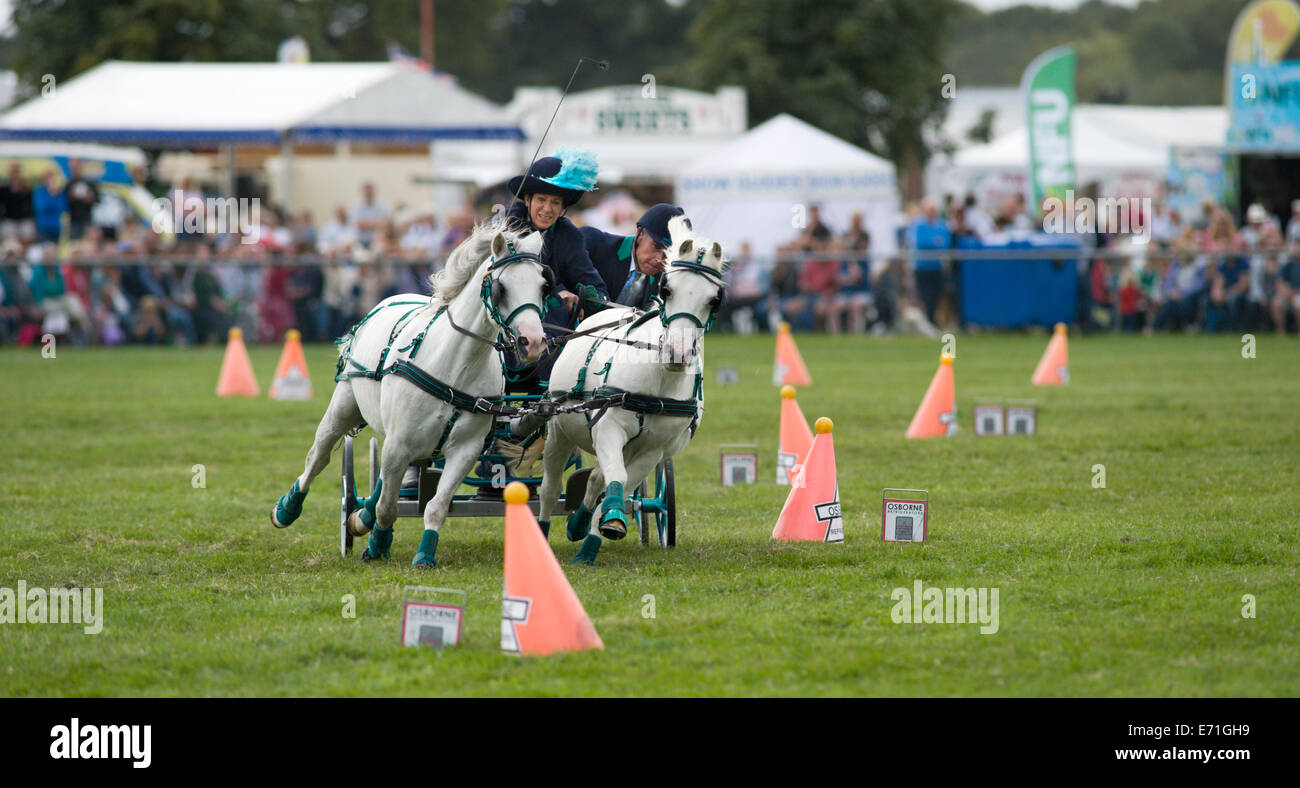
<box><xmin>479</xmin><ymin>229</ymin><xmax>550</xmax><ymax>364</ymax></box>
<box><xmin>656</xmin><ymin>215</ymin><xmax>725</xmax><ymax>371</ymax></box>
<box><xmin>431</xmin><ymin>225</ymin><xmax>549</xmax><ymax>364</ymax></box>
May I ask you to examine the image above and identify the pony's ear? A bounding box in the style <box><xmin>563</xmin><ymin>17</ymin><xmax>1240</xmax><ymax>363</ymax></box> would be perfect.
<box><xmin>677</xmin><ymin>238</ymin><xmax>693</xmax><ymax>259</ymax></box>
<box><xmin>710</xmin><ymin>242</ymin><xmax>723</xmax><ymax>265</ymax></box>
<box><xmin>491</xmin><ymin>231</ymin><xmax>506</xmax><ymax>259</ymax></box>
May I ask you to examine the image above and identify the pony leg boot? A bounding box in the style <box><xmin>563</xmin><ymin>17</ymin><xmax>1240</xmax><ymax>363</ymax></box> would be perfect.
<box><xmin>537</xmin><ymin>519</ymin><xmax>551</xmax><ymax>539</ymax></box>
<box><xmin>566</xmin><ymin>504</ymin><xmax>593</xmax><ymax>542</ymax></box>
<box><xmin>572</xmin><ymin>533</ymin><xmax>602</xmax><ymax>565</ymax></box>
<box><xmin>412</xmin><ymin>529</ymin><xmax>439</xmax><ymax>569</ymax></box>
<box><xmin>271</xmin><ymin>479</ymin><xmax>308</xmax><ymax>528</ymax></box>
<box><xmin>362</xmin><ymin>525</ymin><xmax>393</xmax><ymax>562</ymax></box>
<box><xmin>597</xmin><ymin>481</ymin><xmax>628</xmax><ymax>541</ymax></box>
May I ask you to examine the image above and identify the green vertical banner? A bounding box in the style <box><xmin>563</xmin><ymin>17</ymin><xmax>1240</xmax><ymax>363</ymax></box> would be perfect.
<box><xmin>1021</xmin><ymin>46</ymin><xmax>1076</xmax><ymax>216</ymax></box>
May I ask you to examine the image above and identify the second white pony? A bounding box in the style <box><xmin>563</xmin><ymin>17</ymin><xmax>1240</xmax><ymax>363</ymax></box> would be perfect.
<box><xmin>538</xmin><ymin>216</ymin><xmax>724</xmax><ymax>565</ymax></box>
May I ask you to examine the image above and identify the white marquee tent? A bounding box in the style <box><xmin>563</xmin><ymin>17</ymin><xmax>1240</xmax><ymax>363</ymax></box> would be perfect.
<box><xmin>0</xmin><ymin>60</ymin><xmax>524</xmax><ymax>146</ymax></box>
<box><xmin>675</xmin><ymin>113</ymin><xmax>899</xmax><ymax>255</ymax></box>
<box><xmin>927</xmin><ymin>104</ymin><xmax>1227</xmax><ymax>199</ymax></box>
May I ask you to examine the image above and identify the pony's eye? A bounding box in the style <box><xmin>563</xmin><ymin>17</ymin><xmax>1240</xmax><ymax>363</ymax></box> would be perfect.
<box><xmin>660</xmin><ymin>286</ymin><xmax>672</xmax><ymax>299</ymax></box>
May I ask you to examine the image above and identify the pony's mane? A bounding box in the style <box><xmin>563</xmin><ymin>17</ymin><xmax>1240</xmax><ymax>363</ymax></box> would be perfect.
<box><xmin>427</xmin><ymin>223</ymin><xmax>530</xmax><ymax>309</ymax></box>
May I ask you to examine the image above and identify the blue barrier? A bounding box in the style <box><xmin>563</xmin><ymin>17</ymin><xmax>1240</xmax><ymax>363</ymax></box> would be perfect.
<box><xmin>958</xmin><ymin>237</ymin><xmax>1081</xmax><ymax>328</ymax></box>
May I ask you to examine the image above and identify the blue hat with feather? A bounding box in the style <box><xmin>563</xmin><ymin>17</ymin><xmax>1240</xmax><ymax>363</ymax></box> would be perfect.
<box><xmin>508</xmin><ymin>148</ymin><xmax>599</xmax><ymax>207</ymax></box>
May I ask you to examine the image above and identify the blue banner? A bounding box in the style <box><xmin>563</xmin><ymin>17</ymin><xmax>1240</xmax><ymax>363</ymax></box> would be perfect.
<box><xmin>1228</xmin><ymin>61</ymin><xmax>1300</xmax><ymax>152</ymax></box>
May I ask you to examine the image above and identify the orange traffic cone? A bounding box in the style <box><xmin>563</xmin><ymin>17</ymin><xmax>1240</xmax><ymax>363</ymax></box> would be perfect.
<box><xmin>501</xmin><ymin>482</ymin><xmax>603</xmax><ymax>656</ymax></box>
<box><xmin>1031</xmin><ymin>322</ymin><xmax>1069</xmax><ymax>385</ymax></box>
<box><xmin>772</xmin><ymin>417</ymin><xmax>843</xmax><ymax>543</ymax></box>
<box><xmin>269</xmin><ymin>329</ymin><xmax>313</xmax><ymax>400</ymax></box>
<box><xmin>216</xmin><ymin>327</ymin><xmax>260</xmax><ymax>397</ymax></box>
<box><xmin>773</xmin><ymin>321</ymin><xmax>812</xmax><ymax>386</ymax></box>
<box><xmin>906</xmin><ymin>353</ymin><xmax>956</xmax><ymax>439</ymax></box>
<box><xmin>777</xmin><ymin>385</ymin><xmax>813</xmax><ymax>485</ymax></box>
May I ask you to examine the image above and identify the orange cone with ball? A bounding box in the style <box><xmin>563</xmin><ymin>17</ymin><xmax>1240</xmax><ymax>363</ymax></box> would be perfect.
<box><xmin>773</xmin><ymin>321</ymin><xmax>812</xmax><ymax>386</ymax></box>
<box><xmin>501</xmin><ymin>482</ymin><xmax>604</xmax><ymax>656</ymax></box>
<box><xmin>269</xmin><ymin>329</ymin><xmax>313</xmax><ymax>400</ymax></box>
<box><xmin>216</xmin><ymin>327</ymin><xmax>260</xmax><ymax>397</ymax></box>
<box><xmin>777</xmin><ymin>385</ymin><xmax>814</xmax><ymax>485</ymax></box>
<box><xmin>1031</xmin><ymin>322</ymin><xmax>1070</xmax><ymax>385</ymax></box>
<box><xmin>771</xmin><ymin>417</ymin><xmax>843</xmax><ymax>543</ymax></box>
<box><xmin>906</xmin><ymin>353</ymin><xmax>957</xmax><ymax>439</ymax></box>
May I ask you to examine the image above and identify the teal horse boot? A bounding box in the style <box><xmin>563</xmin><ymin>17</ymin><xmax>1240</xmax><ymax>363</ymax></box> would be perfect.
<box><xmin>412</xmin><ymin>529</ymin><xmax>439</xmax><ymax>569</ymax></box>
<box><xmin>566</xmin><ymin>504</ymin><xmax>593</xmax><ymax>542</ymax></box>
<box><xmin>597</xmin><ymin>481</ymin><xmax>627</xmax><ymax>541</ymax></box>
<box><xmin>271</xmin><ymin>479</ymin><xmax>308</xmax><ymax>528</ymax></box>
<box><xmin>572</xmin><ymin>533</ymin><xmax>602</xmax><ymax>565</ymax></box>
<box><xmin>362</xmin><ymin>525</ymin><xmax>393</xmax><ymax>562</ymax></box>
<box><xmin>538</xmin><ymin>519</ymin><xmax>551</xmax><ymax>539</ymax></box>
<box><xmin>349</xmin><ymin>477</ymin><xmax>383</xmax><ymax>535</ymax></box>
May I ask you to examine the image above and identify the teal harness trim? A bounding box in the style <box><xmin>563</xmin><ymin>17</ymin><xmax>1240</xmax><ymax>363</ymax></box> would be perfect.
<box><xmin>386</xmin><ymin>359</ymin><xmax>516</xmax><ymax>416</ymax></box>
<box><xmin>553</xmin><ymin>303</ymin><xmax>703</xmax><ymax>435</ymax></box>
<box><xmin>432</xmin><ymin>409</ymin><xmax>461</xmax><ymax>457</ymax></box>
<box><xmin>334</xmin><ymin>299</ymin><xmax>431</xmax><ymax>381</ymax></box>
<box><xmin>654</xmin><ymin>255</ymin><xmax>725</xmax><ymax>334</ymax></box>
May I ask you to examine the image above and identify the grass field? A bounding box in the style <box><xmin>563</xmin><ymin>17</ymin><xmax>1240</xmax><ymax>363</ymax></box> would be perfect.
<box><xmin>1</xmin><ymin>332</ymin><xmax>1297</xmax><ymax>697</ymax></box>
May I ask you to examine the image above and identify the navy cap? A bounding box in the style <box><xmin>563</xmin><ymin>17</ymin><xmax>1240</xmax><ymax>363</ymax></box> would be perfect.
<box><xmin>636</xmin><ymin>204</ymin><xmax>689</xmax><ymax>248</ymax></box>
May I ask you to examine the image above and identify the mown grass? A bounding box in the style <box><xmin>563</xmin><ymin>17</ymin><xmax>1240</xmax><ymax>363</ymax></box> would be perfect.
<box><xmin>1</xmin><ymin>331</ymin><xmax>1297</xmax><ymax>696</ymax></box>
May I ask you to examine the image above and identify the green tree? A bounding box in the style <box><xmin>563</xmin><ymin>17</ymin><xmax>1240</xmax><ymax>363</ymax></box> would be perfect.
<box><xmin>685</xmin><ymin>0</ymin><xmax>960</xmax><ymax>201</ymax></box>
<box><xmin>5</xmin><ymin>0</ymin><xmax>698</xmax><ymax>107</ymax></box>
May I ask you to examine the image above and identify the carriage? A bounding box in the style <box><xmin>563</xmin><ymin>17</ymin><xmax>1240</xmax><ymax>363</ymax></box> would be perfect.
<box><xmin>335</xmin><ymin>402</ymin><xmax>678</xmax><ymax>558</ymax></box>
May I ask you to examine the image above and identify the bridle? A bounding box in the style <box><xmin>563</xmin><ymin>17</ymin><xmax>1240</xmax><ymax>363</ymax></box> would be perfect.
<box><xmin>447</xmin><ymin>238</ymin><xmax>553</xmax><ymax>354</ymax></box>
<box><xmin>654</xmin><ymin>248</ymin><xmax>726</xmax><ymax>336</ymax></box>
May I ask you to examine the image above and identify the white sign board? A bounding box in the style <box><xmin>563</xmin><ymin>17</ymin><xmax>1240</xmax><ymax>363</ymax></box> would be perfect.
<box><xmin>882</xmin><ymin>489</ymin><xmax>928</xmax><ymax>543</ymax></box>
<box><xmin>776</xmin><ymin>451</ymin><xmax>798</xmax><ymax>485</ymax></box>
<box><xmin>1007</xmin><ymin>406</ymin><xmax>1038</xmax><ymax>436</ymax></box>
<box><xmin>720</xmin><ymin>445</ymin><xmax>757</xmax><ymax>486</ymax></box>
<box><xmin>401</xmin><ymin>587</ymin><xmax>465</xmax><ymax>649</ymax></box>
<box><xmin>973</xmin><ymin>404</ymin><xmax>1005</xmax><ymax>436</ymax></box>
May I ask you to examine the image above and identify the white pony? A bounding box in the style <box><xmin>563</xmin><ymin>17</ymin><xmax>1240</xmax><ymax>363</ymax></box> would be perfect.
<box><xmin>538</xmin><ymin>216</ymin><xmax>724</xmax><ymax>565</ymax></box>
<box><xmin>271</xmin><ymin>225</ymin><xmax>551</xmax><ymax>568</ymax></box>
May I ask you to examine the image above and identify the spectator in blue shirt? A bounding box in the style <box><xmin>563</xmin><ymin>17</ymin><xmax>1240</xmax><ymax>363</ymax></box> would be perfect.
<box><xmin>1154</xmin><ymin>254</ymin><xmax>1205</xmax><ymax>332</ymax></box>
<box><xmin>908</xmin><ymin>198</ymin><xmax>951</xmax><ymax>324</ymax></box>
<box><xmin>32</xmin><ymin>171</ymin><xmax>68</xmax><ymax>244</ymax></box>
<box><xmin>1208</xmin><ymin>251</ymin><xmax>1251</xmax><ymax>332</ymax></box>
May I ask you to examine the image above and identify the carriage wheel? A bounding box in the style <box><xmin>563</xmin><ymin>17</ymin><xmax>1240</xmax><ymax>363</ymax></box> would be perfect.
<box><xmin>636</xmin><ymin>479</ymin><xmax>649</xmax><ymax>546</ymax></box>
<box><xmin>655</xmin><ymin>459</ymin><xmax>677</xmax><ymax>548</ymax></box>
<box><xmin>340</xmin><ymin>435</ymin><xmax>356</xmax><ymax>558</ymax></box>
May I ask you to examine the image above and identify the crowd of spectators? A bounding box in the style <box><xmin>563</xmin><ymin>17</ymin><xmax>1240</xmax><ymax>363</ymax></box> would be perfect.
<box><xmin>1</xmin><ymin>171</ymin><xmax>479</xmax><ymax>348</ymax></box>
<box><xmin>722</xmin><ymin>193</ymin><xmax>1300</xmax><ymax>338</ymax></box>
<box><xmin>4</xmin><ymin>163</ymin><xmax>1300</xmax><ymax>347</ymax></box>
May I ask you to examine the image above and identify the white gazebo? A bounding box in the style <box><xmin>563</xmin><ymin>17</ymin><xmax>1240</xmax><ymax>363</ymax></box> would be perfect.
<box><xmin>0</xmin><ymin>60</ymin><xmax>524</xmax><ymax>216</ymax></box>
<box><xmin>674</xmin><ymin>113</ymin><xmax>899</xmax><ymax>255</ymax></box>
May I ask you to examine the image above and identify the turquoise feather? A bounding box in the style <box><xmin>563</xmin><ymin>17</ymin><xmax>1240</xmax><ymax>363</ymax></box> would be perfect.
<box><xmin>542</xmin><ymin>147</ymin><xmax>599</xmax><ymax>193</ymax></box>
